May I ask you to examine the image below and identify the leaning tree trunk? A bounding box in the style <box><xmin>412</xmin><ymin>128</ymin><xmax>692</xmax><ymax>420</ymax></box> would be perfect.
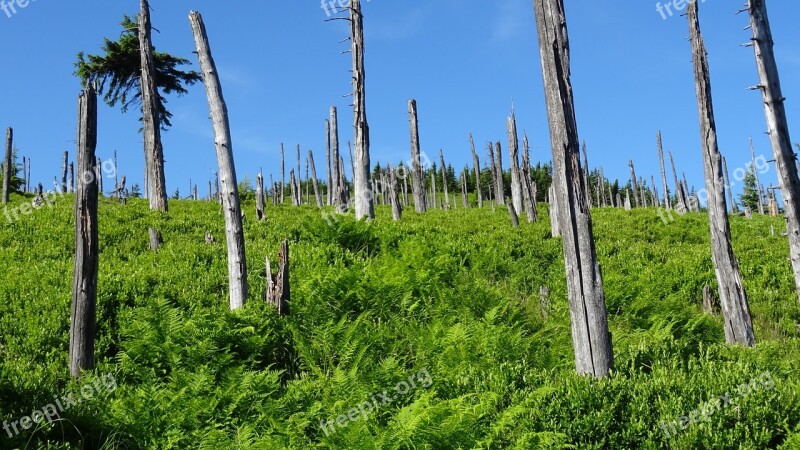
<box><xmin>309</xmin><ymin>150</ymin><xmax>323</xmax><ymax>208</ymax></box>
<box><xmin>139</xmin><ymin>0</ymin><xmax>168</xmax><ymax>212</ymax></box>
<box><xmin>350</xmin><ymin>0</ymin><xmax>374</xmax><ymax>220</ymax></box>
<box><xmin>409</xmin><ymin>99</ymin><xmax>426</xmax><ymax>213</ymax></box>
<box><xmin>470</xmin><ymin>133</ymin><xmax>483</xmax><ymax>208</ymax></box>
<box><xmin>748</xmin><ymin>0</ymin><xmax>800</xmax><ymax>302</ymax></box>
<box><xmin>669</xmin><ymin>151</ymin><xmax>687</xmax><ymax>212</ymax></box>
<box><xmin>687</xmin><ymin>2</ymin><xmax>755</xmax><ymax>346</ymax></box>
<box><xmin>2</xmin><ymin>128</ymin><xmax>11</xmax><ymax>204</ymax></box>
<box><xmin>508</xmin><ymin>107</ymin><xmax>524</xmax><ymax>216</ymax></box>
<box><xmin>190</xmin><ymin>10</ymin><xmax>248</xmax><ymax>310</ymax></box>
<box><xmin>533</xmin><ymin>0</ymin><xmax>614</xmax><ymax>377</ymax></box>
<box><xmin>70</xmin><ymin>83</ymin><xmax>99</xmax><ymax>378</ymax></box>
<box><xmin>657</xmin><ymin>131</ymin><xmax>671</xmax><ymax>210</ymax></box>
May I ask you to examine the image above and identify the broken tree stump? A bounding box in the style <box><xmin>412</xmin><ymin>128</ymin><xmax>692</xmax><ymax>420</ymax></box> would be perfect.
<box><xmin>264</xmin><ymin>240</ymin><xmax>290</xmax><ymax>316</ymax></box>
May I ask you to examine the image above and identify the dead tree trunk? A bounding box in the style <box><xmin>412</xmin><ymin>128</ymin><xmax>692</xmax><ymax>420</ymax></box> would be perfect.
<box><xmin>350</xmin><ymin>0</ymin><xmax>374</xmax><ymax>220</ymax></box>
<box><xmin>581</xmin><ymin>141</ymin><xmax>592</xmax><ymax>209</ymax></box>
<box><xmin>325</xmin><ymin>119</ymin><xmax>332</xmax><ymax>206</ymax></box>
<box><xmin>280</xmin><ymin>143</ymin><xmax>285</xmax><ymax>205</ymax></box>
<box><xmin>430</xmin><ymin>171</ymin><xmax>437</xmax><ymax>209</ymax></box>
<box><xmin>149</xmin><ymin>227</ymin><xmax>162</xmax><ymax>251</ymax></box>
<box><xmin>533</xmin><ymin>0</ymin><xmax>614</xmax><ymax>377</ymax></box>
<box><xmin>139</xmin><ymin>0</ymin><xmax>168</xmax><ymax>212</ymax></box>
<box><xmin>507</xmin><ymin>201</ymin><xmax>520</xmax><ymax>228</ymax></box>
<box><xmin>408</xmin><ymin>99</ymin><xmax>426</xmax><ymax>213</ymax></box>
<box><xmin>688</xmin><ymin>2</ymin><xmax>755</xmax><ymax>346</ymax></box>
<box><xmin>389</xmin><ymin>165</ymin><xmax>402</xmax><ymax>221</ymax></box>
<box><xmin>658</xmin><ymin>131</ymin><xmax>671</xmax><ymax>210</ymax></box>
<box><xmin>461</xmin><ymin>169</ymin><xmax>469</xmax><ymax>208</ymax></box>
<box><xmin>522</xmin><ymin>133</ymin><xmax>538</xmax><ymax>222</ymax></box>
<box><xmin>494</xmin><ymin>142</ymin><xmax>505</xmax><ymax>205</ymax></box>
<box><xmin>470</xmin><ymin>133</ymin><xmax>483</xmax><ymax>208</ymax></box>
<box><xmin>330</xmin><ymin>107</ymin><xmax>344</xmax><ymax>209</ymax></box>
<box><xmin>1</xmin><ymin>128</ymin><xmax>11</xmax><ymax>204</ymax></box>
<box><xmin>747</xmin><ymin>0</ymin><xmax>800</xmax><ymax>301</ymax></box>
<box><xmin>439</xmin><ymin>149</ymin><xmax>449</xmax><ymax>209</ymax></box>
<box><xmin>256</xmin><ymin>170</ymin><xmax>265</xmax><ymax>220</ymax></box>
<box><xmin>508</xmin><ymin>107</ymin><xmax>523</xmax><ymax>215</ymax></box>
<box><xmin>69</xmin><ymin>162</ymin><xmax>75</xmax><ymax>193</ymax></box>
<box><xmin>69</xmin><ymin>83</ymin><xmax>99</xmax><ymax>378</ymax></box>
<box><xmin>628</xmin><ymin>160</ymin><xmax>639</xmax><ymax>208</ymax></box>
<box><xmin>62</xmin><ymin>151</ymin><xmax>69</xmax><ymax>194</ymax></box>
<box><xmin>309</xmin><ymin>150</ymin><xmax>323</xmax><ymax>208</ymax></box>
<box><xmin>549</xmin><ymin>185</ymin><xmax>560</xmax><ymax>237</ymax></box>
<box><xmin>669</xmin><ymin>151</ymin><xmax>688</xmax><ymax>212</ymax></box>
<box><xmin>264</xmin><ymin>240</ymin><xmax>289</xmax><ymax>316</ymax></box>
<box><xmin>723</xmin><ymin>156</ymin><xmax>736</xmax><ymax>213</ymax></box>
<box><xmin>487</xmin><ymin>142</ymin><xmax>497</xmax><ymax>206</ymax></box>
<box><xmin>289</xmin><ymin>170</ymin><xmax>298</xmax><ymax>207</ymax></box>
<box><xmin>190</xmin><ymin>10</ymin><xmax>248</xmax><ymax>310</ymax></box>
<box><xmin>749</xmin><ymin>138</ymin><xmax>765</xmax><ymax>215</ymax></box>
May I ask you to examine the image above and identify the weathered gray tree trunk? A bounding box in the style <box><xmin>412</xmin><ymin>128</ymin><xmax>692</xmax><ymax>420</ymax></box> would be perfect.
<box><xmin>408</xmin><ymin>99</ymin><xmax>426</xmax><ymax>213</ymax></box>
<box><xmin>289</xmin><ymin>170</ymin><xmax>298</xmax><ymax>207</ymax></box>
<box><xmin>581</xmin><ymin>141</ymin><xmax>592</xmax><ymax>209</ymax></box>
<box><xmin>688</xmin><ymin>2</ymin><xmax>755</xmax><ymax>346</ymax></box>
<box><xmin>549</xmin><ymin>185</ymin><xmax>560</xmax><ymax>237</ymax></box>
<box><xmin>62</xmin><ymin>151</ymin><xmax>69</xmax><ymax>194</ymax></box>
<box><xmin>628</xmin><ymin>160</ymin><xmax>639</xmax><ymax>208</ymax></box>
<box><xmin>470</xmin><ymin>133</ymin><xmax>483</xmax><ymax>208</ymax></box>
<box><xmin>723</xmin><ymin>156</ymin><xmax>736</xmax><ymax>212</ymax></box>
<box><xmin>69</xmin><ymin>162</ymin><xmax>75</xmax><ymax>193</ymax></box>
<box><xmin>749</xmin><ymin>138</ymin><xmax>765</xmax><ymax>215</ymax></box>
<box><xmin>330</xmin><ymin>107</ymin><xmax>344</xmax><ymax>209</ymax></box>
<box><xmin>190</xmin><ymin>10</ymin><xmax>248</xmax><ymax>310</ymax></box>
<box><xmin>309</xmin><ymin>150</ymin><xmax>323</xmax><ymax>208</ymax></box>
<box><xmin>747</xmin><ymin>0</ymin><xmax>800</xmax><ymax>301</ymax></box>
<box><xmin>507</xmin><ymin>201</ymin><xmax>520</xmax><ymax>228</ymax></box>
<box><xmin>461</xmin><ymin>169</ymin><xmax>470</xmax><ymax>208</ymax></box>
<box><xmin>669</xmin><ymin>151</ymin><xmax>687</xmax><ymax>212</ymax></box>
<box><xmin>522</xmin><ymin>133</ymin><xmax>538</xmax><ymax>222</ymax></box>
<box><xmin>430</xmin><ymin>171</ymin><xmax>437</xmax><ymax>209</ymax></box>
<box><xmin>533</xmin><ymin>0</ymin><xmax>614</xmax><ymax>377</ymax></box>
<box><xmin>658</xmin><ymin>131</ymin><xmax>671</xmax><ymax>210</ymax></box>
<box><xmin>280</xmin><ymin>143</ymin><xmax>285</xmax><ymax>205</ymax></box>
<box><xmin>508</xmin><ymin>108</ymin><xmax>523</xmax><ymax>215</ymax></box>
<box><xmin>350</xmin><ymin>0</ymin><xmax>374</xmax><ymax>220</ymax></box>
<box><xmin>439</xmin><ymin>149</ymin><xmax>449</xmax><ymax>209</ymax></box>
<box><xmin>487</xmin><ymin>142</ymin><xmax>497</xmax><ymax>206</ymax></box>
<box><xmin>494</xmin><ymin>142</ymin><xmax>505</xmax><ymax>205</ymax></box>
<box><xmin>139</xmin><ymin>0</ymin><xmax>168</xmax><ymax>212</ymax></box>
<box><xmin>149</xmin><ymin>227</ymin><xmax>162</xmax><ymax>251</ymax></box>
<box><xmin>70</xmin><ymin>83</ymin><xmax>99</xmax><ymax>378</ymax></box>
<box><xmin>325</xmin><ymin>119</ymin><xmax>332</xmax><ymax>206</ymax></box>
<box><xmin>264</xmin><ymin>240</ymin><xmax>289</xmax><ymax>316</ymax></box>
<box><xmin>256</xmin><ymin>170</ymin><xmax>265</xmax><ymax>220</ymax></box>
<box><xmin>390</xmin><ymin>165</ymin><xmax>402</xmax><ymax>221</ymax></box>
<box><xmin>2</xmin><ymin>128</ymin><xmax>11</xmax><ymax>204</ymax></box>
<box><xmin>96</xmin><ymin>157</ymin><xmax>103</xmax><ymax>196</ymax></box>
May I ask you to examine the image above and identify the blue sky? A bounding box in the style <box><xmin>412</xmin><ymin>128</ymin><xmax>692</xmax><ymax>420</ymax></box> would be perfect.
<box><xmin>1</xmin><ymin>0</ymin><xmax>798</xmax><ymax>201</ymax></box>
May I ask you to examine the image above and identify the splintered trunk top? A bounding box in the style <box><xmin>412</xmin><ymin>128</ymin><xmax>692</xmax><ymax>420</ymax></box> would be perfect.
<box><xmin>687</xmin><ymin>2</ymin><xmax>754</xmax><ymax>346</ymax></box>
<box><xmin>532</xmin><ymin>0</ymin><xmax>614</xmax><ymax>377</ymax></box>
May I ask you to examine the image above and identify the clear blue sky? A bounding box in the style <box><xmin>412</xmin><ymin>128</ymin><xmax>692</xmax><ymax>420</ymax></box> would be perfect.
<box><xmin>1</xmin><ymin>0</ymin><xmax>798</xmax><ymax>201</ymax></box>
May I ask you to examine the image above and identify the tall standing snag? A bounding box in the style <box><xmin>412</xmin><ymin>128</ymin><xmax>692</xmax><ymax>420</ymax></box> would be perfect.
<box><xmin>190</xmin><ymin>10</ymin><xmax>248</xmax><ymax>310</ymax></box>
<box><xmin>2</xmin><ymin>128</ymin><xmax>11</xmax><ymax>205</ymax></box>
<box><xmin>470</xmin><ymin>133</ymin><xmax>483</xmax><ymax>208</ymax></box>
<box><xmin>687</xmin><ymin>2</ymin><xmax>755</xmax><ymax>346</ymax></box>
<box><xmin>657</xmin><ymin>131</ymin><xmax>671</xmax><ymax>210</ymax></box>
<box><xmin>256</xmin><ymin>170</ymin><xmax>265</xmax><ymax>220</ymax></box>
<box><xmin>349</xmin><ymin>0</ymin><xmax>374</xmax><ymax>220</ymax></box>
<box><xmin>70</xmin><ymin>83</ymin><xmax>99</xmax><ymax>378</ymax></box>
<box><xmin>508</xmin><ymin>107</ymin><xmax>524</xmax><ymax>215</ymax></box>
<box><xmin>409</xmin><ymin>100</ymin><xmax>426</xmax><ymax>213</ymax></box>
<box><xmin>532</xmin><ymin>0</ymin><xmax>614</xmax><ymax>377</ymax></box>
<box><xmin>139</xmin><ymin>0</ymin><xmax>169</xmax><ymax>211</ymax></box>
<box><xmin>309</xmin><ymin>150</ymin><xmax>323</xmax><ymax>208</ymax></box>
<box><xmin>747</xmin><ymin>0</ymin><xmax>800</xmax><ymax>302</ymax></box>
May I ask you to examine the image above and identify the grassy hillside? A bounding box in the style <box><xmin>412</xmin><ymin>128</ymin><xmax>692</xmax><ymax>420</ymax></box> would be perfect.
<box><xmin>0</xmin><ymin>193</ymin><xmax>798</xmax><ymax>449</ymax></box>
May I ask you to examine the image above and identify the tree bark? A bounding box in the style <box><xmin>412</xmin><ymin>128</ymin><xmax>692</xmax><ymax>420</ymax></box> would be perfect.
<box><xmin>139</xmin><ymin>0</ymin><xmax>168</xmax><ymax>212</ymax></box>
<box><xmin>533</xmin><ymin>0</ymin><xmax>614</xmax><ymax>377</ymax></box>
<box><xmin>2</xmin><ymin>128</ymin><xmax>11</xmax><ymax>204</ymax></box>
<box><xmin>669</xmin><ymin>151</ymin><xmax>687</xmax><ymax>212</ymax></box>
<box><xmin>723</xmin><ymin>156</ymin><xmax>736</xmax><ymax>213</ymax></box>
<box><xmin>390</xmin><ymin>165</ymin><xmax>402</xmax><ymax>220</ymax></box>
<box><xmin>70</xmin><ymin>83</ymin><xmax>99</xmax><ymax>378</ymax></box>
<box><xmin>190</xmin><ymin>10</ymin><xmax>248</xmax><ymax>310</ymax></box>
<box><xmin>325</xmin><ymin>119</ymin><xmax>333</xmax><ymax>206</ymax></box>
<box><xmin>62</xmin><ymin>150</ymin><xmax>68</xmax><ymax>194</ymax></box>
<box><xmin>494</xmin><ymin>141</ymin><xmax>505</xmax><ymax>205</ymax></box>
<box><xmin>461</xmin><ymin>169</ymin><xmax>469</xmax><ymax>208</ymax></box>
<box><xmin>470</xmin><ymin>133</ymin><xmax>483</xmax><ymax>208</ymax></box>
<box><xmin>408</xmin><ymin>99</ymin><xmax>426</xmax><ymax>213</ymax></box>
<box><xmin>581</xmin><ymin>141</ymin><xmax>592</xmax><ymax>209</ymax></box>
<box><xmin>507</xmin><ymin>201</ymin><xmax>519</xmax><ymax>228</ymax></box>
<box><xmin>658</xmin><ymin>131</ymin><xmax>671</xmax><ymax>210</ymax></box>
<box><xmin>522</xmin><ymin>133</ymin><xmax>538</xmax><ymax>222</ymax></box>
<box><xmin>687</xmin><ymin>2</ymin><xmax>755</xmax><ymax>346</ymax></box>
<box><xmin>439</xmin><ymin>149</ymin><xmax>449</xmax><ymax>209</ymax></box>
<box><xmin>508</xmin><ymin>107</ymin><xmax>523</xmax><ymax>215</ymax></box>
<box><xmin>350</xmin><ymin>0</ymin><xmax>374</xmax><ymax>220</ymax></box>
<box><xmin>487</xmin><ymin>142</ymin><xmax>497</xmax><ymax>206</ymax></box>
<box><xmin>264</xmin><ymin>240</ymin><xmax>289</xmax><ymax>316</ymax></box>
<box><xmin>748</xmin><ymin>0</ymin><xmax>800</xmax><ymax>302</ymax></box>
<box><xmin>256</xmin><ymin>169</ymin><xmax>265</xmax><ymax>220</ymax></box>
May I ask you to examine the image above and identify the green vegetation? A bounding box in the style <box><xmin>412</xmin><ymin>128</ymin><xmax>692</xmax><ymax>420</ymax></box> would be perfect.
<box><xmin>0</xmin><ymin>193</ymin><xmax>798</xmax><ymax>449</ymax></box>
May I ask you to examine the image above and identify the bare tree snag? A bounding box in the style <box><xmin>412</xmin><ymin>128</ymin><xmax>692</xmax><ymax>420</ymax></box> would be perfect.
<box><xmin>69</xmin><ymin>162</ymin><xmax>75</xmax><ymax>193</ymax></box>
<box><xmin>549</xmin><ymin>185</ymin><xmax>560</xmax><ymax>237</ymax></box>
<box><xmin>628</xmin><ymin>160</ymin><xmax>639</xmax><ymax>208</ymax></box>
<box><xmin>280</xmin><ymin>143</ymin><xmax>285</xmax><ymax>205</ymax></box>
<box><xmin>581</xmin><ymin>141</ymin><xmax>592</xmax><ymax>209</ymax></box>
<box><xmin>408</xmin><ymin>100</ymin><xmax>426</xmax><ymax>213</ymax></box>
<box><xmin>264</xmin><ymin>240</ymin><xmax>289</xmax><ymax>316</ymax></box>
<box><xmin>688</xmin><ymin>2</ymin><xmax>755</xmax><ymax>346</ymax></box>
<box><xmin>522</xmin><ymin>133</ymin><xmax>538</xmax><ymax>222</ymax></box>
<box><xmin>749</xmin><ymin>138</ymin><xmax>765</xmax><ymax>215</ymax></box>
<box><xmin>256</xmin><ymin>170</ymin><xmax>265</xmax><ymax>220</ymax></box>
<box><xmin>487</xmin><ymin>142</ymin><xmax>497</xmax><ymax>206</ymax></box>
<box><xmin>62</xmin><ymin>151</ymin><xmax>69</xmax><ymax>194</ymax></box>
<box><xmin>669</xmin><ymin>151</ymin><xmax>687</xmax><ymax>212</ymax></box>
<box><xmin>658</xmin><ymin>131</ymin><xmax>671</xmax><ymax>210</ymax></box>
<box><xmin>461</xmin><ymin>169</ymin><xmax>470</xmax><ymax>208</ymax></box>
<box><xmin>349</xmin><ymin>0</ymin><xmax>374</xmax><ymax>220</ymax></box>
<box><xmin>439</xmin><ymin>149</ymin><xmax>449</xmax><ymax>209</ymax></box>
<box><xmin>507</xmin><ymin>201</ymin><xmax>520</xmax><ymax>228</ymax></box>
<box><xmin>723</xmin><ymin>156</ymin><xmax>736</xmax><ymax>212</ymax></box>
<box><xmin>430</xmin><ymin>170</ymin><xmax>437</xmax><ymax>209</ymax></box>
<box><xmin>533</xmin><ymin>0</ymin><xmax>614</xmax><ymax>377</ymax></box>
<box><xmin>508</xmin><ymin>107</ymin><xmax>523</xmax><ymax>215</ymax></box>
<box><xmin>747</xmin><ymin>0</ymin><xmax>800</xmax><ymax>301</ymax></box>
<box><xmin>494</xmin><ymin>142</ymin><xmax>505</xmax><ymax>205</ymax></box>
<box><xmin>309</xmin><ymin>150</ymin><xmax>323</xmax><ymax>208</ymax></box>
<box><xmin>149</xmin><ymin>227</ymin><xmax>162</xmax><ymax>251</ymax></box>
<box><xmin>70</xmin><ymin>83</ymin><xmax>99</xmax><ymax>378</ymax></box>
<box><xmin>139</xmin><ymin>0</ymin><xmax>168</xmax><ymax>212</ymax></box>
<box><xmin>1</xmin><ymin>128</ymin><xmax>11</xmax><ymax>204</ymax></box>
<box><xmin>470</xmin><ymin>133</ymin><xmax>483</xmax><ymax>208</ymax></box>
<box><xmin>702</xmin><ymin>284</ymin><xmax>718</xmax><ymax>314</ymax></box>
<box><xmin>390</xmin><ymin>165</ymin><xmax>402</xmax><ymax>220</ymax></box>
<box><xmin>190</xmin><ymin>10</ymin><xmax>248</xmax><ymax>310</ymax></box>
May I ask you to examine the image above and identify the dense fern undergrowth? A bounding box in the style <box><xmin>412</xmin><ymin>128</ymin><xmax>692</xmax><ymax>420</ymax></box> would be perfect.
<box><xmin>0</xmin><ymin>192</ymin><xmax>798</xmax><ymax>449</ymax></box>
